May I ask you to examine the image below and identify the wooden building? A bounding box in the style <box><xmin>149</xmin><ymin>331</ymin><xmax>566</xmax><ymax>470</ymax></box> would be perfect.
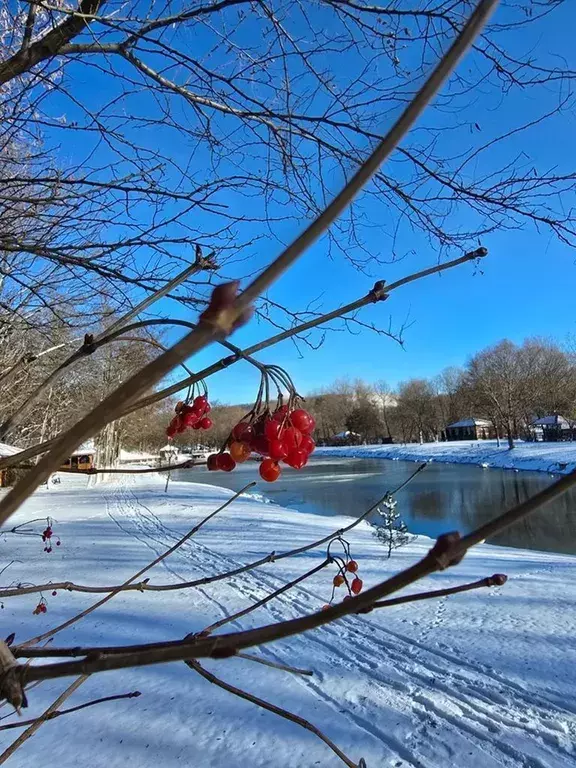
<box><xmin>60</xmin><ymin>441</ymin><xmax>96</xmax><ymax>471</ymax></box>
<box><xmin>531</xmin><ymin>415</ymin><xmax>575</xmax><ymax>442</ymax></box>
<box><xmin>0</xmin><ymin>441</ymin><xmax>21</xmax><ymax>488</ymax></box>
<box><xmin>445</xmin><ymin>418</ymin><xmax>494</xmax><ymax>441</ymax></box>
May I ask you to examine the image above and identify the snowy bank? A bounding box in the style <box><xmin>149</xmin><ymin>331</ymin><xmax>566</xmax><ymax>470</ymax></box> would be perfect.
<box><xmin>316</xmin><ymin>438</ymin><xmax>576</xmax><ymax>474</ymax></box>
<box><xmin>1</xmin><ymin>473</ymin><xmax>576</xmax><ymax>767</ymax></box>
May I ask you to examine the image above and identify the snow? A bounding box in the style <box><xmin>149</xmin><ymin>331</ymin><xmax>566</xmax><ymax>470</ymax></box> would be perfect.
<box><xmin>0</xmin><ymin>441</ymin><xmax>21</xmax><ymax>457</ymax></box>
<box><xmin>2</xmin><ymin>472</ymin><xmax>576</xmax><ymax>767</ymax></box>
<box><xmin>316</xmin><ymin>439</ymin><xmax>576</xmax><ymax>474</ymax></box>
<box><xmin>447</xmin><ymin>417</ymin><xmax>492</xmax><ymax>428</ymax></box>
<box><xmin>119</xmin><ymin>449</ymin><xmax>158</xmax><ymax>462</ymax></box>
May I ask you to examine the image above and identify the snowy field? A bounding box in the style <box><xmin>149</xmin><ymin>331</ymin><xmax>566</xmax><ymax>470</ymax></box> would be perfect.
<box><xmin>1</xmin><ymin>473</ymin><xmax>576</xmax><ymax>767</ymax></box>
<box><xmin>316</xmin><ymin>439</ymin><xmax>576</xmax><ymax>474</ymax></box>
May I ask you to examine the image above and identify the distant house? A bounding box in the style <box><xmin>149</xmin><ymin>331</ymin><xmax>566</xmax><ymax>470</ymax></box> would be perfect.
<box><xmin>0</xmin><ymin>441</ymin><xmax>21</xmax><ymax>487</ymax></box>
<box><xmin>159</xmin><ymin>443</ymin><xmax>179</xmax><ymax>462</ymax></box>
<box><xmin>60</xmin><ymin>440</ymin><xmax>96</xmax><ymax>472</ymax></box>
<box><xmin>445</xmin><ymin>418</ymin><xmax>494</xmax><ymax>441</ymax></box>
<box><xmin>331</xmin><ymin>430</ymin><xmax>361</xmax><ymax>446</ymax></box>
<box><xmin>531</xmin><ymin>415</ymin><xmax>575</xmax><ymax>442</ymax></box>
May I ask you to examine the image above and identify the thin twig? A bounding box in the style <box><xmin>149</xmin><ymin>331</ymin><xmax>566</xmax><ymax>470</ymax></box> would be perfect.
<box><xmin>235</xmin><ymin>653</ymin><xmax>312</xmax><ymax>677</ymax></box>
<box><xmin>0</xmin><ymin>676</ymin><xmax>88</xmax><ymax>765</ymax></box>
<box><xmin>17</xmin><ymin>483</ymin><xmax>255</xmax><ymax>649</ymax></box>
<box><xmin>0</xmin><ymin>690</ymin><xmax>141</xmax><ymax>731</ymax></box>
<box><xmin>359</xmin><ymin>573</ymin><xmax>507</xmax><ymax>613</ymax></box>
<box><xmin>201</xmin><ymin>559</ymin><xmax>330</xmax><ymax>634</ymax></box>
<box><xmin>187</xmin><ymin>660</ymin><xmax>359</xmax><ymax>768</ymax></box>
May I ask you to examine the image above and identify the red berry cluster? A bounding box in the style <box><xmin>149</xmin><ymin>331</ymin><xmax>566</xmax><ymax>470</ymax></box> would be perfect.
<box><xmin>166</xmin><ymin>395</ymin><xmax>213</xmax><ymax>439</ymax></box>
<box><xmin>33</xmin><ymin>598</ymin><xmax>47</xmax><ymax>615</ymax></box>
<box><xmin>42</xmin><ymin>522</ymin><xmax>61</xmax><ymax>553</ymax></box>
<box><xmin>208</xmin><ymin>406</ymin><xmax>316</xmax><ymax>482</ymax></box>
<box><xmin>322</xmin><ymin>539</ymin><xmax>364</xmax><ymax>609</ymax></box>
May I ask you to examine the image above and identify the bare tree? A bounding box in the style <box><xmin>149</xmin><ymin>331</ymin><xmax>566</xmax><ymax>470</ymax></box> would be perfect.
<box><xmin>2</xmin><ymin>0</ymin><xmax>576</xmax><ymax>340</ymax></box>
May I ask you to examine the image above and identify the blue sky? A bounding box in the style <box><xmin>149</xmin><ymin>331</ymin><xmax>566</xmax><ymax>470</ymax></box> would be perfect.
<box><xmin>167</xmin><ymin>3</ymin><xmax>576</xmax><ymax>404</ymax></box>
<box><xmin>42</xmin><ymin>2</ymin><xmax>576</xmax><ymax>405</ymax></box>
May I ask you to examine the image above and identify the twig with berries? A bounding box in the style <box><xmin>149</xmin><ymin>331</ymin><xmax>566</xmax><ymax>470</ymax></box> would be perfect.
<box><xmin>208</xmin><ymin>364</ymin><xmax>316</xmax><ymax>481</ymax></box>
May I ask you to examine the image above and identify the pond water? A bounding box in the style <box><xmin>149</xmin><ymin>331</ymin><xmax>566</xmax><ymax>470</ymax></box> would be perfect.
<box><xmin>171</xmin><ymin>456</ymin><xmax>576</xmax><ymax>555</ymax></box>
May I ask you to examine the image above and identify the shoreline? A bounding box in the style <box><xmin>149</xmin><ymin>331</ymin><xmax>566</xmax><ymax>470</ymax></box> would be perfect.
<box><xmin>315</xmin><ymin>439</ymin><xmax>576</xmax><ymax>475</ymax></box>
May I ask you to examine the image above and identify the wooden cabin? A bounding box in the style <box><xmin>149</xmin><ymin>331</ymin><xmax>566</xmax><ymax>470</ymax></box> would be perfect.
<box><xmin>0</xmin><ymin>441</ymin><xmax>21</xmax><ymax>488</ymax></box>
<box><xmin>445</xmin><ymin>418</ymin><xmax>494</xmax><ymax>441</ymax></box>
<box><xmin>60</xmin><ymin>441</ymin><xmax>96</xmax><ymax>471</ymax></box>
<box><xmin>531</xmin><ymin>415</ymin><xmax>575</xmax><ymax>442</ymax></box>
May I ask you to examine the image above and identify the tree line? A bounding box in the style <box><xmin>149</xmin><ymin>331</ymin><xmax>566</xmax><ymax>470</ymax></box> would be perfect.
<box><xmin>190</xmin><ymin>337</ymin><xmax>576</xmax><ymax>452</ymax></box>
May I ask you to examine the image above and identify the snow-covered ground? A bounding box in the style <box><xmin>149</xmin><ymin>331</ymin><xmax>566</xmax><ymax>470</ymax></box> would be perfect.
<box><xmin>1</xmin><ymin>473</ymin><xmax>576</xmax><ymax>767</ymax></box>
<box><xmin>316</xmin><ymin>439</ymin><xmax>576</xmax><ymax>474</ymax></box>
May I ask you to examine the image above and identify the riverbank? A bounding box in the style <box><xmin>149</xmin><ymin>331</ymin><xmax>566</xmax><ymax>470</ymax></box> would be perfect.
<box><xmin>2</xmin><ymin>473</ymin><xmax>576</xmax><ymax>767</ymax></box>
<box><xmin>316</xmin><ymin>438</ymin><xmax>576</xmax><ymax>474</ymax></box>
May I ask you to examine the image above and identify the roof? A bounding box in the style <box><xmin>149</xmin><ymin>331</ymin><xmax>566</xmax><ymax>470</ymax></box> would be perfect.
<box><xmin>447</xmin><ymin>418</ymin><xmax>492</xmax><ymax>429</ymax></box>
<box><xmin>532</xmin><ymin>415</ymin><xmax>572</xmax><ymax>428</ymax></box>
<box><xmin>70</xmin><ymin>440</ymin><xmax>96</xmax><ymax>456</ymax></box>
<box><xmin>0</xmin><ymin>441</ymin><xmax>20</xmax><ymax>457</ymax></box>
<box><xmin>159</xmin><ymin>444</ymin><xmax>178</xmax><ymax>452</ymax></box>
<box><xmin>119</xmin><ymin>449</ymin><xmax>158</xmax><ymax>461</ymax></box>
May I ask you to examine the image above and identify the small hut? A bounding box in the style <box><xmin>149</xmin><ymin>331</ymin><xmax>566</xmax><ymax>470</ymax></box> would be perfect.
<box><xmin>159</xmin><ymin>444</ymin><xmax>179</xmax><ymax>463</ymax></box>
<box><xmin>60</xmin><ymin>440</ymin><xmax>96</xmax><ymax>471</ymax></box>
<box><xmin>531</xmin><ymin>415</ymin><xmax>575</xmax><ymax>442</ymax></box>
<box><xmin>0</xmin><ymin>441</ymin><xmax>21</xmax><ymax>488</ymax></box>
<box><xmin>445</xmin><ymin>418</ymin><xmax>494</xmax><ymax>441</ymax></box>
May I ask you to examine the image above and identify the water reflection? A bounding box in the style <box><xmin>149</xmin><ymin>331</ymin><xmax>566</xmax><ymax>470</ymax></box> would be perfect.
<box><xmin>171</xmin><ymin>457</ymin><xmax>576</xmax><ymax>555</ymax></box>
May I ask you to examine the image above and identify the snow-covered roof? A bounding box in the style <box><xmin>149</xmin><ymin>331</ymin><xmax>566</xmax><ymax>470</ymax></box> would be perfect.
<box><xmin>333</xmin><ymin>430</ymin><xmax>360</xmax><ymax>438</ymax></box>
<box><xmin>0</xmin><ymin>441</ymin><xmax>20</xmax><ymax>457</ymax></box>
<box><xmin>532</xmin><ymin>415</ymin><xmax>572</xmax><ymax>428</ymax></box>
<box><xmin>71</xmin><ymin>440</ymin><xmax>95</xmax><ymax>456</ymax></box>
<box><xmin>119</xmin><ymin>449</ymin><xmax>158</xmax><ymax>461</ymax></box>
<box><xmin>447</xmin><ymin>418</ymin><xmax>492</xmax><ymax>429</ymax></box>
<box><xmin>159</xmin><ymin>444</ymin><xmax>178</xmax><ymax>452</ymax></box>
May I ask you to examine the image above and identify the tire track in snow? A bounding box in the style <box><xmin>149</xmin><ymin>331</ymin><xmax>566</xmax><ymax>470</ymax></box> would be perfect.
<box><xmin>108</xmin><ymin>482</ymin><xmax>576</xmax><ymax>768</ymax></box>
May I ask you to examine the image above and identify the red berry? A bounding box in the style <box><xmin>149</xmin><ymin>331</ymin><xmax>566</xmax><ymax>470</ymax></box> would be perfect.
<box><xmin>351</xmin><ymin>577</ymin><xmax>363</xmax><ymax>595</ymax></box>
<box><xmin>207</xmin><ymin>453</ymin><xmax>220</xmax><ymax>471</ymax></box>
<box><xmin>183</xmin><ymin>411</ymin><xmax>199</xmax><ymax>428</ymax></box>
<box><xmin>177</xmin><ymin>421</ymin><xmax>187</xmax><ymax>433</ymax></box>
<box><xmin>272</xmin><ymin>405</ymin><xmax>289</xmax><ymax>422</ymax></box>
<box><xmin>283</xmin><ymin>426</ymin><xmax>302</xmax><ymax>451</ymax></box>
<box><xmin>290</xmin><ymin>409</ymin><xmax>313</xmax><ymax>433</ymax></box>
<box><xmin>193</xmin><ymin>395</ymin><xmax>208</xmax><ymax>411</ymax></box>
<box><xmin>251</xmin><ymin>435</ymin><xmax>270</xmax><ymax>456</ymax></box>
<box><xmin>333</xmin><ymin>574</ymin><xmax>345</xmax><ymax>587</ymax></box>
<box><xmin>284</xmin><ymin>449</ymin><xmax>308</xmax><ymax>470</ymax></box>
<box><xmin>300</xmin><ymin>435</ymin><xmax>316</xmax><ymax>455</ymax></box>
<box><xmin>203</xmin><ymin>402</ymin><xmax>211</xmax><ymax>414</ymax></box>
<box><xmin>232</xmin><ymin>422</ymin><xmax>254</xmax><ymax>442</ymax></box>
<box><xmin>346</xmin><ymin>560</ymin><xmax>359</xmax><ymax>573</ymax></box>
<box><xmin>199</xmin><ymin>416</ymin><xmax>213</xmax><ymax>430</ymax></box>
<box><xmin>166</xmin><ymin>425</ymin><xmax>177</xmax><ymax>438</ymax></box>
<box><xmin>269</xmin><ymin>438</ymin><xmax>288</xmax><ymax>461</ymax></box>
<box><xmin>259</xmin><ymin>459</ymin><xmax>281</xmax><ymax>482</ymax></box>
<box><xmin>218</xmin><ymin>453</ymin><xmax>236</xmax><ymax>472</ymax></box>
<box><xmin>264</xmin><ymin>419</ymin><xmax>284</xmax><ymax>441</ymax></box>
<box><xmin>229</xmin><ymin>441</ymin><xmax>251</xmax><ymax>463</ymax></box>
